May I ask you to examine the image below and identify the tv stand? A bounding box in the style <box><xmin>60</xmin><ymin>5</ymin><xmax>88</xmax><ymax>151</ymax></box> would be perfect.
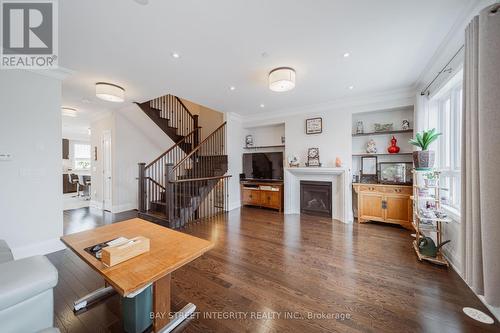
<box><xmin>240</xmin><ymin>180</ymin><xmax>284</xmax><ymax>212</ymax></box>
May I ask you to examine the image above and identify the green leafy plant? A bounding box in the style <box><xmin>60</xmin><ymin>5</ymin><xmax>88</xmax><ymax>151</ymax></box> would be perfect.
<box><xmin>409</xmin><ymin>129</ymin><xmax>442</xmax><ymax>151</ymax></box>
<box><xmin>425</xmin><ymin>172</ymin><xmax>437</xmax><ymax>180</ymax></box>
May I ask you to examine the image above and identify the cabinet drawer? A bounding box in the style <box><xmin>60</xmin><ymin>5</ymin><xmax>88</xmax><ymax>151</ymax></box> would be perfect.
<box><xmin>383</xmin><ymin>187</ymin><xmax>412</xmax><ymax>195</ymax></box>
<box><xmin>359</xmin><ymin>185</ymin><xmax>378</xmax><ymax>192</ymax></box>
<box><xmin>242</xmin><ymin>189</ymin><xmax>261</xmax><ymax>205</ymax></box>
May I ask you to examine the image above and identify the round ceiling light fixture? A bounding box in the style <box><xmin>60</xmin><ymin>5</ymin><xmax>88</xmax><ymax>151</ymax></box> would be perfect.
<box><xmin>95</xmin><ymin>82</ymin><xmax>125</xmax><ymax>102</ymax></box>
<box><xmin>269</xmin><ymin>67</ymin><xmax>296</xmax><ymax>92</ymax></box>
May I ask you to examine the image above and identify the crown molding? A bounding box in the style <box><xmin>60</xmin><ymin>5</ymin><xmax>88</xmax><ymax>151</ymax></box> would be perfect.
<box><xmin>414</xmin><ymin>0</ymin><xmax>497</xmax><ymax>90</ymax></box>
<box><xmin>27</xmin><ymin>66</ymin><xmax>76</xmax><ymax>81</ymax></box>
<box><xmin>240</xmin><ymin>86</ymin><xmax>416</xmax><ymax>125</ymax></box>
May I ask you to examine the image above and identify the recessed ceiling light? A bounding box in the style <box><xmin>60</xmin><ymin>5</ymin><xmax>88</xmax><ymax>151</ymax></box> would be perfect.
<box><xmin>95</xmin><ymin>82</ymin><xmax>125</xmax><ymax>103</ymax></box>
<box><xmin>343</xmin><ymin>52</ymin><xmax>351</xmax><ymax>58</ymax></box>
<box><xmin>349</xmin><ymin>85</ymin><xmax>355</xmax><ymax>90</ymax></box>
<box><xmin>61</xmin><ymin>107</ymin><xmax>78</xmax><ymax>117</ymax></box>
<box><xmin>260</xmin><ymin>104</ymin><xmax>265</xmax><ymax>108</ymax></box>
<box><xmin>229</xmin><ymin>86</ymin><xmax>236</xmax><ymax>91</ymax></box>
<box><xmin>171</xmin><ymin>52</ymin><xmax>180</xmax><ymax>59</ymax></box>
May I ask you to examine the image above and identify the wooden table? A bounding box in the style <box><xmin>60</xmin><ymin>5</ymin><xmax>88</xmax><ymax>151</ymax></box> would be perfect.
<box><xmin>61</xmin><ymin>218</ymin><xmax>214</xmax><ymax>332</ymax></box>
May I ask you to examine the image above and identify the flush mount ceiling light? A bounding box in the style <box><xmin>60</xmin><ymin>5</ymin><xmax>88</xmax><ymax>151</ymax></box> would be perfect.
<box><xmin>171</xmin><ymin>52</ymin><xmax>180</xmax><ymax>59</ymax></box>
<box><xmin>95</xmin><ymin>82</ymin><xmax>125</xmax><ymax>102</ymax></box>
<box><xmin>343</xmin><ymin>52</ymin><xmax>351</xmax><ymax>58</ymax></box>
<box><xmin>269</xmin><ymin>67</ymin><xmax>296</xmax><ymax>92</ymax></box>
<box><xmin>229</xmin><ymin>86</ymin><xmax>236</xmax><ymax>91</ymax></box>
<box><xmin>61</xmin><ymin>107</ymin><xmax>78</xmax><ymax>117</ymax></box>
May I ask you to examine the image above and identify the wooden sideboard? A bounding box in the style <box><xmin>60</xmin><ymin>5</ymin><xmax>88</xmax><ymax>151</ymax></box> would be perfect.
<box><xmin>240</xmin><ymin>181</ymin><xmax>284</xmax><ymax>212</ymax></box>
<box><xmin>353</xmin><ymin>183</ymin><xmax>412</xmax><ymax>229</ymax></box>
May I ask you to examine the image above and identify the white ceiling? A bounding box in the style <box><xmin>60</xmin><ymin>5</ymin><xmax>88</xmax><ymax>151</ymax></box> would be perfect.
<box><xmin>60</xmin><ymin>0</ymin><xmax>474</xmax><ymax>122</ymax></box>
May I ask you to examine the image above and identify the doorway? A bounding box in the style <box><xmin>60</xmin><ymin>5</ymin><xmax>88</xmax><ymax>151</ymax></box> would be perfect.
<box><xmin>102</xmin><ymin>130</ymin><xmax>112</xmax><ymax>212</ymax></box>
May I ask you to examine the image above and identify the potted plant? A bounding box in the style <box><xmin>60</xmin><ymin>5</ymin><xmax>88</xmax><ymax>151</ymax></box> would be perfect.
<box><xmin>409</xmin><ymin>129</ymin><xmax>441</xmax><ymax>170</ymax></box>
<box><xmin>424</xmin><ymin>172</ymin><xmax>437</xmax><ymax>187</ymax></box>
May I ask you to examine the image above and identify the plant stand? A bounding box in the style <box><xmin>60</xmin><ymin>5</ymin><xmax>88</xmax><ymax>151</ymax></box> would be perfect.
<box><xmin>411</xmin><ymin>169</ymin><xmax>453</xmax><ymax>266</ymax></box>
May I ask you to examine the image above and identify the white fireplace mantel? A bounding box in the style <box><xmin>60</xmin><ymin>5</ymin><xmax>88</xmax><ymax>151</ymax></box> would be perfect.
<box><xmin>284</xmin><ymin>167</ymin><xmax>352</xmax><ymax>223</ymax></box>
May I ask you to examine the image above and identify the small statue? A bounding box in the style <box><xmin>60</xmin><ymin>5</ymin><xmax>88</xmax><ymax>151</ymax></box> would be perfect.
<box><xmin>401</xmin><ymin>119</ymin><xmax>410</xmax><ymax>130</ymax></box>
<box><xmin>366</xmin><ymin>139</ymin><xmax>377</xmax><ymax>154</ymax></box>
<box><xmin>245</xmin><ymin>135</ymin><xmax>254</xmax><ymax>148</ymax></box>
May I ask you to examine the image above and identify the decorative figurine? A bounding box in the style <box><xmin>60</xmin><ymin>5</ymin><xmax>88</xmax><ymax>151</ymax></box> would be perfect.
<box><xmin>366</xmin><ymin>139</ymin><xmax>377</xmax><ymax>154</ymax></box>
<box><xmin>401</xmin><ymin>119</ymin><xmax>410</xmax><ymax>130</ymax></box>
<box><xmin>245</xmin><ymin>135</ymin><xmax>254</xmax><ymax>148</ymax></box>
<box><xmin>288</xmin><ymin>154</ymin><xmax>300</xmax><ymax>167</ymax></box>
<box><xmin>356</xmin><ymin>121</ymin><xmax>364</xmax><ymax>134</ymax></box>
<box><xmin>387</xmin><ymin>136</ymin><xmax>400</xmax><ymax>154</ymax></box>
<box><xmin>335</xmin><ymin>157</ymin><xmax>342</xmax><ymax>167</ymax></box>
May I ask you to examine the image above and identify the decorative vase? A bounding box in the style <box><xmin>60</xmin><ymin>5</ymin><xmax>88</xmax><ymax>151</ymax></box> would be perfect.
<box><xmin>387</xmin><ymin>136</ymin><xmax>400</xmax><ymax>154</ymax></box>
<box><xmin>335</xmin><ymin>157</ymin><xmax>342</xmax><ymax>167</ymax></box>
<box><xmin>413</xmin><ymin>151</ymin><xmax>435</xmax><ymax>170</ymax></box>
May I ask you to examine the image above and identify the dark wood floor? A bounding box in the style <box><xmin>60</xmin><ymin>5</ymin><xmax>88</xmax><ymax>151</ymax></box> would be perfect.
<box><xmin>51</xmin><ymin>207</ymin><xmax>500</xmax><ymax>333</ymax></box>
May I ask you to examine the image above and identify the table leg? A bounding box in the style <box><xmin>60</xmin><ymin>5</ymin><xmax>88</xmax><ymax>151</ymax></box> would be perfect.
<box><xmin>152</xmin><ymin>274</ymin><xmax>197</xmax><ymax>333</ymax></box>
<box><xmin>153</xmin><ymin>274</ymin><xmax>171</xmax><ymax>331</ymax></box>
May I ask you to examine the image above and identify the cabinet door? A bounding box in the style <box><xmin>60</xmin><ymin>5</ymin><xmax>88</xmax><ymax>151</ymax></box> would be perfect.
<box><xmin>260</xmin><ymin>191</ymin><xmax>280</xmax><ymax>209</ymax></box>
<box><xmin>242</xmin><ymin>189</ymin><xmax>260</xmax><ymax>205</ymax></box>
<box><xmin>384</xmin><ymin>194</ymin><xmax>411</xmax><ymax>224</ymax></box>
<box><xmin>359</xmin><ymin>192</ymin><xmax>384</xmax><ymax>221</ymax></box>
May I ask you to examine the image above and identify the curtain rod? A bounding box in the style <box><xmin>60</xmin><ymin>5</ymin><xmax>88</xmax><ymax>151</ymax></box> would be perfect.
<box><xmin>420</xmin><ymin>45</ymin><xmax>465</xmax><ymax>96</ymax></box>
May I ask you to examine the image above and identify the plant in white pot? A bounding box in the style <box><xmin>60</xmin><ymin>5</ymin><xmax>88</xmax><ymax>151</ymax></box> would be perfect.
<box><xmin>409</xmin><ymin>129</ymin><xmax>441</xmax><ymax>170</ymax></box>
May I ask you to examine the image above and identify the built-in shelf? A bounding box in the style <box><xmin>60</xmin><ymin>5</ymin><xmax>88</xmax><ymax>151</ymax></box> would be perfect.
<box><xmin>352</xmin><ymin>152</ymin><xmax>413</xmax><ymax>157</ymax></box>
<box><xmin>243</xmin><ymin>145</ymin><xmax>285</xmax><ymax>149</ymax></box>
<box><xmin>352</xmin><ymin>129</ymin><xmax>414</xmax><ymax>137</ymax></box>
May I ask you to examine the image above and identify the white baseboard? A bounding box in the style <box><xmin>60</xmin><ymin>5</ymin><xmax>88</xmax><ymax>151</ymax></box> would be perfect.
<box><xmin>444</xmin><ymin>251</ymin><xmax>500</xmax><ymax>322</ymax></box>
<box><xmin>227</xmin><ymin>201</ymin><xmax>241</xmax><ymax>211</ymax></box>
<box><xmin>112</xmin><ymin>203</ymin><xmax>137</xmax><ymax>213</ymax></box>
<box><xmin>11</xmin><ymin>237</ymin><xmax>66</xmax><ymax>260</ymax></box>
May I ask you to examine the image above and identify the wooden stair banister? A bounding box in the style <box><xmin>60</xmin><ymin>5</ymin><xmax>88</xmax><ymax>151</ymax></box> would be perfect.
<box><xmin>137</xmin><ymin>94</ymin><xmax>229</xmax><ymax>229</ymax></box>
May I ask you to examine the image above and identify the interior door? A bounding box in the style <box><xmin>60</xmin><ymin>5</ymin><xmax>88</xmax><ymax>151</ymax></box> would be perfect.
<box><xmin>102</xmin><ymin>130</ymin><xmax>112</xmax><ymax>212</ymax></box>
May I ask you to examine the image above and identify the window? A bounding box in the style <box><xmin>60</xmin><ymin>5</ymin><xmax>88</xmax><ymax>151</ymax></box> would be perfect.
<box><xmin>428</xmin><ymin>72</ymin><xmax>463</xmax><ymax>211</ymax></box>
<box><xmin>74</xmin><ymin>143</ymin><xmax>91</xmax><ymax>170</ymax></box>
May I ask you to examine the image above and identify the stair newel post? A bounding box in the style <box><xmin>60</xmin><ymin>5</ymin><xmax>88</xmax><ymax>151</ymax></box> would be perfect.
<box><xmin>165</xmin><ymin>163</ymin><xmax>175</xmax><ymax>224</ymax></box>
<box><xmin>193</xmin><ymin>115</ymin><xmax>199</xmax><ymax>146</ymax></box>
<box><xmin>138</xmin><ymin>163</ymin><xmax>146</xmax><ymax>213</ymax></box>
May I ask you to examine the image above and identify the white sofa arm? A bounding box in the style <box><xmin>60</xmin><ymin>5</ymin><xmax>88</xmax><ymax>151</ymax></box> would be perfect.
<box><xmin>0</xmin><ymin>255</ymin><xmax>58</xmax><ymax>311</ymax></box>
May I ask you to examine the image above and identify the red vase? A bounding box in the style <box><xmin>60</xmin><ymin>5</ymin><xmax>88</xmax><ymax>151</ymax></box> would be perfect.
<box><xmin>387</xmin><ymin>136</ymin><xmax>400</xmax><ymax>154</ymax></box>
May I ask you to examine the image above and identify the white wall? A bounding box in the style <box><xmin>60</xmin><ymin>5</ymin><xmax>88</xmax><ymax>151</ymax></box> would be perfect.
<box><xmin>90</xmin><ymin>104</ymin><xmax>176</xmax><ymax>212</ymax></box>
<box><xmin>225</xmin><ymin>112</ymin><xmax>244</xmax><ymax>211</ymax></box>
<box><xmin>0</xmin><ymin>70</ymin><xmax>65</xmax><ymax>258</ymax></box>
<box><xmin>244</xmin><ymin>124</ymin><xmax>285</xmax><ymax>148</ymax></box>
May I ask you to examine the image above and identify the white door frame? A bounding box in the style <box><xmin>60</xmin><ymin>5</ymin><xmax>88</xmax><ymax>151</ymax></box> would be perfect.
<box><xmin>102</xmin><ymin>130</ymin><xmax>112</xmax><ymax>212</ymax></box>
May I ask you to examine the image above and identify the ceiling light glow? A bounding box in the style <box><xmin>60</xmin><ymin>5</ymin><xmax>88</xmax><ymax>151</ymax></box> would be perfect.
<box><xmin>95</xmin><ymin>82</ymin><xmax>125</xmax><ymax>103</ymax></box>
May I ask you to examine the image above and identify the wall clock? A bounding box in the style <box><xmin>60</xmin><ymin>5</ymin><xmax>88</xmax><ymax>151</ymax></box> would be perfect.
<box><xmin>306</xmin><ymin>117</ymin><xmax>322</xmax><ymax>134</ymax></box>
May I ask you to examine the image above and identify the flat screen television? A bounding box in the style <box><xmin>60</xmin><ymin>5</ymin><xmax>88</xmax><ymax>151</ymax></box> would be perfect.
<box><xmin>242</xmin><ymin>152</ymin><xmax>284</xmax><ymax>181</ymax></box>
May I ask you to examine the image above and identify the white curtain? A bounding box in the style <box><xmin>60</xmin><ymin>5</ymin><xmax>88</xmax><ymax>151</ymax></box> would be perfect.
<box><xmin>461</xmin><ymin>3</ymin><xmax>500</xmax><ymax>306</ymax></box>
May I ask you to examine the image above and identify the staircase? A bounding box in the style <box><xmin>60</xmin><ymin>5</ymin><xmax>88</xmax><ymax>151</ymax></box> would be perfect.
<box><xmin>136</xmin><ymin>95</ymin><xmax>230</xmax><ymax>229</ymax></box>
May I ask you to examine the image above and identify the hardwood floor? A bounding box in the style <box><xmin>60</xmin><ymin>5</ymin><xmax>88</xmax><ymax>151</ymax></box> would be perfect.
<box><xmin>51</xmin><ymin>207</ymin><xmax>500</xmax><ymax>333</ymax></box>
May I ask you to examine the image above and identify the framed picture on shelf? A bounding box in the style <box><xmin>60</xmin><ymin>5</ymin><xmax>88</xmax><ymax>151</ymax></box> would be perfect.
<box><xmin>306</xmin><ymin>148</ymin><xmax>321</xmax><ymax>167</ymax></box>
<box><xmin>360</xmin><ymin>155</ymin><xmax>378</xmax><ymax>183</ymax></box>
<box><xmin>306</xmin><ymin>117</ymin><xmax>322</xmax><ymax>134</ymax></box>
